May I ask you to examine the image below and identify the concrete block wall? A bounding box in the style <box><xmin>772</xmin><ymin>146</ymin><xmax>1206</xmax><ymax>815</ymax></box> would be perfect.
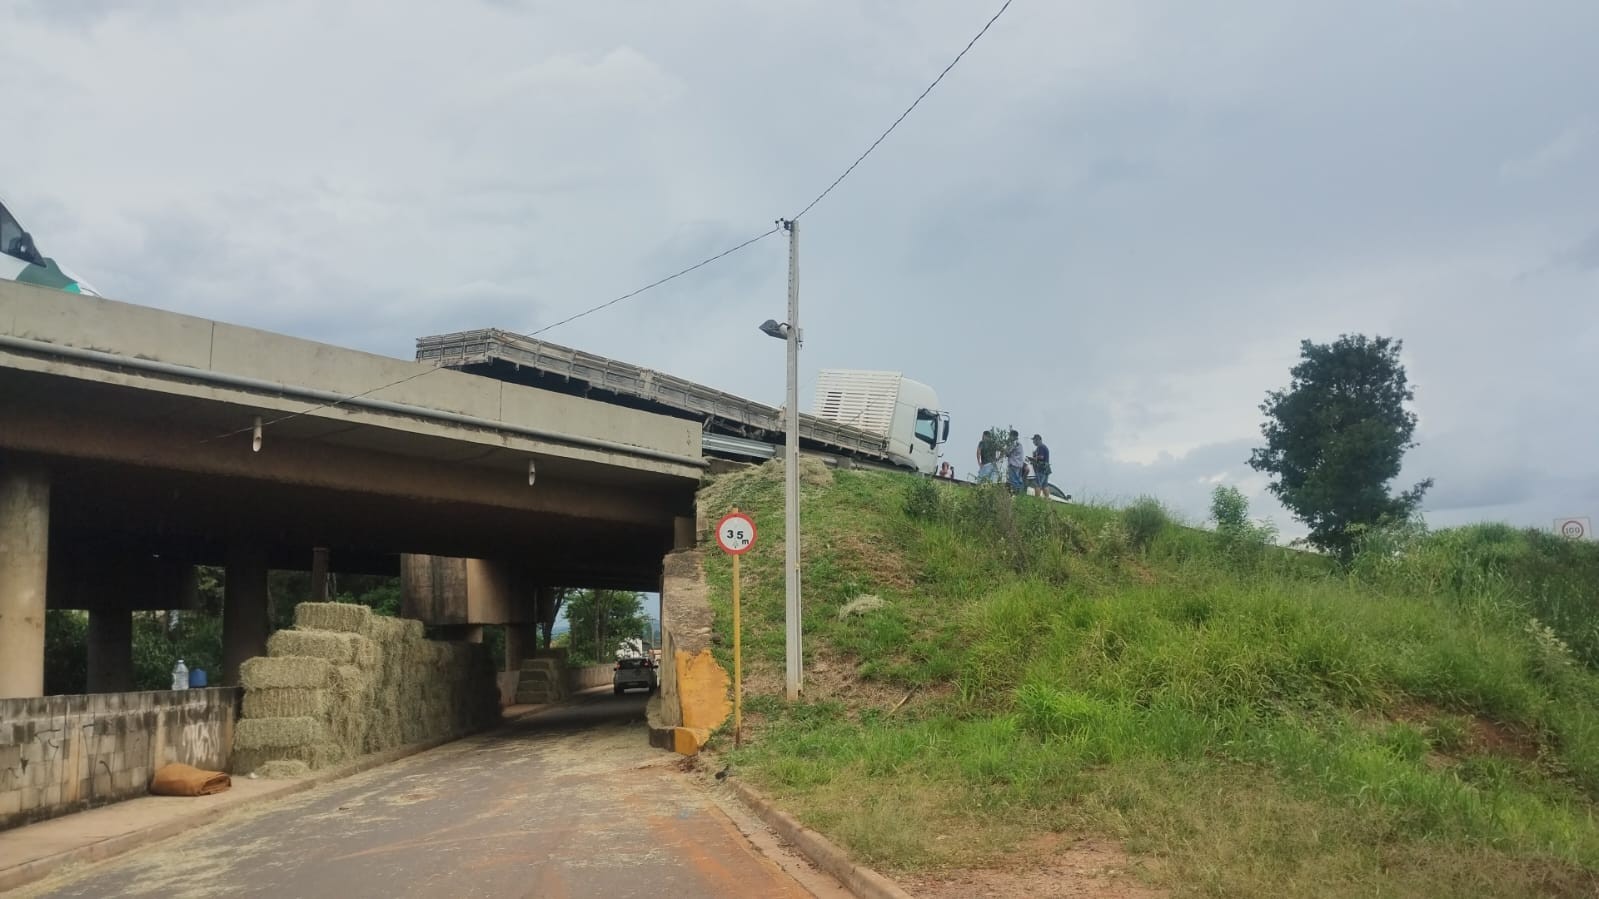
<box><xmin>568</xmin><ymin>664</ymin><xmax>614</xmax><ymax>692</ymax></box>
<box><xmin>501</xmin><ymin>661</ymin><xmax>614</xmax><ymax>706</ymax></box>
<box><xmin>0</xmin><ymin>688</ymin><xmax>237</xmax><ymax>830</ymax></box>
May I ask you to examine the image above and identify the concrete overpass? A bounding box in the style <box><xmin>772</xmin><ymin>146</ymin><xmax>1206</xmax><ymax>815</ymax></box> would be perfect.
<box><xmin>0</xmin><ymin>280</ymin><xmax>703</xmax><ymax>698</ymax></box>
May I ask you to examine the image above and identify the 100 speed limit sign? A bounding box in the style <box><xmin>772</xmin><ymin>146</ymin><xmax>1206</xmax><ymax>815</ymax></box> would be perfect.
<box><xmin>716</xmin><ymin>511</ymin><xmax>757</xmax><ymax>555</ymax></box>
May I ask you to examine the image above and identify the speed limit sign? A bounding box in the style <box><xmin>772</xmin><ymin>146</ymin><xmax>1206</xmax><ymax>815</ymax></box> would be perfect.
<box><xmin>716</xmin><ymin>510</ymin><xmax>757</xmax><ymax>555</ymax></box>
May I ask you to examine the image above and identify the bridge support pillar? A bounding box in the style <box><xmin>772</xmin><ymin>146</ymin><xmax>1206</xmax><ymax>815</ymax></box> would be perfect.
<box><xmin>310</xmin><ymin>547</ymin><xmax>330</xmax><ymax>601</ymax></box>
<box><xmin>87</xmin><ymin>607</ymin><xmax>134</xmax><ymax>693</ymax></box>
<box><xmin>0</xmin><ymin>464</ymin><xmax>49</xmax><ymax>699</ymax></box>
<box><xmin>674</xmin><ymin>515</ymin><xmax>696</xmax><ymax>550</ymax></box>
<box><xmin>223</xmin><ymin>544</ymin><xmax>269</xmax><ymax>685</ymax></box>
<box><xmin>505</xmin><ymin>624</ymin><xmax>533</xmax><ymax>672</ymax></box>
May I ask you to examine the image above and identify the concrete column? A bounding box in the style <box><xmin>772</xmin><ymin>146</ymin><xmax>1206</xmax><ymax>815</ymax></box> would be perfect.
<box><xmin>505</xmin><ymin>624</ymin><xmax>533</xmax><ymax>672</ymax></box>
<box><xmin>673</xmin><ymin>516</ymin><xmax>696</xmax><ymax>550</ymax></box>
<box><xmin>222</xmin><ymin>545</ymin><xmax>270</xmax><ymax>686</ymax></box>
<box><xmin>87</xmin><ymin>608</ymin><xmax>134</xmax><ymax>693</ymax></box>
<box><xmin>0</xmin><ymin>465</ymin><xmax>50</xmax><ymax>699</ymax></box>
<box><xmin>310</xmin><ymin>547</ymin><xmax>330</xmax><ymax>601</ymax></box>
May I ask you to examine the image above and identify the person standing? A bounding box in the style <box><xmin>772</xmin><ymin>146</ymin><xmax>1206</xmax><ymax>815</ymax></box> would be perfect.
<box><xmin>977</xmin><ymin>431</ymin><xmax>1002</xmax><ymax>483</ymax></box>
<box><xmin>1005</xmin><ymin>429</ymin><xmax>1026</xmax><ymax>494</ymax></box>
<box><xmin>1028</xmin><ymin>433</ymin><xmax>1052</xmax><ymax>498</ymax></box>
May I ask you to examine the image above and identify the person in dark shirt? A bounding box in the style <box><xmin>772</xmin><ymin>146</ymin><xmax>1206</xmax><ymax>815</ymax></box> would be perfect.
<box><xmin>1028</xmin><ymin>434</ymin><xmax>1052</xmax><ymax>499</ymax></box>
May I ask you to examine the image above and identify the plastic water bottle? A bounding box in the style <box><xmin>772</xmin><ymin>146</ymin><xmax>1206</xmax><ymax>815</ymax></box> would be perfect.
<box><xmin>172</xmin><ymin>659</ymin><xmax>189</xmax><ymax>691</ymax></box>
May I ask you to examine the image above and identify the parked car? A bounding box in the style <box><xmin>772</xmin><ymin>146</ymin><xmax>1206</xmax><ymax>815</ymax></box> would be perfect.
<box><xmin>613</xmin><ymin>657</ymin><xmax>657</xmax><ymax>695</ymax></box>
<box><xmin>0</xmin><ymin>195</ymin><xmax>98</xmax><ymax>295</ymax></box>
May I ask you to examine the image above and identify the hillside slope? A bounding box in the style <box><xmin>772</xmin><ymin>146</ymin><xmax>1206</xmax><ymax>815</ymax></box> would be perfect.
<box><xmin>698</xmin><ymin>462</ymin><xmax>1599</xmax><ymax>899</ymax></box>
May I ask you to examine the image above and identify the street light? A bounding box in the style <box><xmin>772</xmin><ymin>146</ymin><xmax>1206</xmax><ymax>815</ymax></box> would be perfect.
<box><xmin>761</xmin><ymin>218</ymin><xmax>803</xmax><ymax>700</ymax></box>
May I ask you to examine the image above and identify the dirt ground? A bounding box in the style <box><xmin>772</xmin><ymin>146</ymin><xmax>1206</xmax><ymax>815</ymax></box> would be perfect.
<box><xmin>898</xmin><ymin>833</ymin><xmax>1167</xmax><ymax>899</ymax></box>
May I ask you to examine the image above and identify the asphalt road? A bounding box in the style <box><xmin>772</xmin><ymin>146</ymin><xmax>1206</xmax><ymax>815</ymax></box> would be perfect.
<box><xmin>18</xmin><ymin>692</ymin><xmax>824</xmax><ymax>899</ymax></box>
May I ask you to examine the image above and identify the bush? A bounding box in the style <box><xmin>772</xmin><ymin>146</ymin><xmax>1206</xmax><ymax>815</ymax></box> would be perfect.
<box><xmin>44</xmin><ymin>610</ymin><xmax>89</xmax><ymax>695</ymax></box>
<box><xmin>903</xmin><ymin>477</ymin><xmax>944</xmax><ymax>520</ymax></box>
<box><xmin>1122</xmin><ymin>497</ymin><xmax>1171</xmax><ymax>552</ymax></box>
<box><xmin>1094</xmin><ymin>520</ymin><xmax>1131</xmax><ymax>562</ymax></box>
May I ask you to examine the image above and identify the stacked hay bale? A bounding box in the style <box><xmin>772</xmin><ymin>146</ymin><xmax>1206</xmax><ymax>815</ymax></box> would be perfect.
<box><xmin>234</xmin><ymin>602</ymin><xmax>500</xmax><ymax>775</ymax></box>
<box><xmin>235</xmin><ymin>656</ymin><xmax>342</xmax><ymax>775</ymax></box>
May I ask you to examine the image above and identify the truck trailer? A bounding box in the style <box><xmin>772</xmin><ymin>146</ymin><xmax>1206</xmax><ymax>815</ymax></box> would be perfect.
<box><xmin>414</xmin><ymin>328</ymin><xmax>950</xmax><ymax>473</ymax></box>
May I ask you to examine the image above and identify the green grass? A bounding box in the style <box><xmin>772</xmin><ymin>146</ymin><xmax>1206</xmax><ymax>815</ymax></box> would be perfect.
<box><xmin>697</xmin><ymin>464</ymin><xmax>1599</xmax><ymax>897</ymax></box>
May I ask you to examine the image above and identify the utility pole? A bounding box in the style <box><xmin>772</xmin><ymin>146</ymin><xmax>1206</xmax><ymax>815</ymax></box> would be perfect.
<box><xmin>781</xmin><ymin>218</ymin><xmax>803</xmax><ymax>700</ymax></box>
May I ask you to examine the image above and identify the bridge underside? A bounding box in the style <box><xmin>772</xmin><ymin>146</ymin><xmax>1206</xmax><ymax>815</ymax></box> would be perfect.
<box><xmin>0</xmin><ymin>283</ymin><xmax>703</xmax><ymax>698</ymax></box>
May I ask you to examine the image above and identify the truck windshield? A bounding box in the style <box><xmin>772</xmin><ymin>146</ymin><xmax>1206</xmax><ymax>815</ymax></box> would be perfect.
<box><xmin>0</xmin><ymin>201</ymin><xmax>40</xmax><ymax>265</ymax></box>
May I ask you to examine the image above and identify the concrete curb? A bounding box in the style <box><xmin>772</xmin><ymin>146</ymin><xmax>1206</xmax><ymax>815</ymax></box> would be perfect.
<box><xmin>0</xmin><ymin>705</ymin><xmax>558</xmax><ymax>894</ymax></box>
<box><xmin>729</xmin><ymin>780</ymin><xmax>914</xmax><ymax>899</ymax></box>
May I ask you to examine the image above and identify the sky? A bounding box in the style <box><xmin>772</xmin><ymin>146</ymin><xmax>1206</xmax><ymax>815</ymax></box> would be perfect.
<box><xmin>4</xmin><ymin>0</ymin><xmax>1596</xmax><ymax>540</ymax></box>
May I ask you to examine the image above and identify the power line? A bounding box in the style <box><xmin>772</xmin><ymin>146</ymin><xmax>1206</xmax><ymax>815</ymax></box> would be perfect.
<box><xmin>791</xmin><ymin>0</ymin><xmax>1015</xmax><ymax>221</ymax></box>
<box><xmin>197</xmin><ymin>1</ymin><xmax>1015</xmax><ymax>444</ymax></box>
<box><xmin>528</xmin><ymin>225</ymin><xmax>781</xmax><ymax>337</ymax></box>
<box><xmin>195</xmin><ymin>226</ymin><xmax>783</xmax><ymax>445</ymax></box>
<box><xmin>195</xmin><ymin>364</ymin><xmax>451</xmax><ymax>445</ymax></box>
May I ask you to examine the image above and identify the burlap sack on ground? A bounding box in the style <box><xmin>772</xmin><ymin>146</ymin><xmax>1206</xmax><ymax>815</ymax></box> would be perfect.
<box><xmin>149</xmin><ymin>763</ymin><xmax>231</xmax><ymax>796</ymax></box>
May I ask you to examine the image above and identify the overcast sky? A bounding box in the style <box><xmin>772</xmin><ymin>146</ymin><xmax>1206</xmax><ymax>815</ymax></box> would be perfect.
<box><xmin>5</xmin><ymin>0</ymin><xmax>1596</xmax><ymax>539</ymax></box>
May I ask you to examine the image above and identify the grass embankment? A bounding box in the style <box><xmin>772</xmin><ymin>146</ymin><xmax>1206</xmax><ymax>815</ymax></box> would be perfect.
<box><xmin>700</xmin><ymin>462</ymin><xmax>1599</xmax><ymax>898</ymax></box>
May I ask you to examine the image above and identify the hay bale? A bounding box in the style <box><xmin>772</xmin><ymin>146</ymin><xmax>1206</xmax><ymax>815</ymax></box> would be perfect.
<box><xmin>799</xmin><ymin>455</ymin><xmax>834</xmax><ymax>487</ymax></box>
<box><xmin>395</xmin><ymin>618</ymin><xmax>425</xmax><ymax>644</ymax></box>
<box><xmin>838</xmin><ymin>594</ymin><xmax>887</xmax><ymax>620</ymax></box>
<box><xmin>350</xmin><ymin>635</ymin><xmax>379</xmax><ymax>670</ymax></box>
<box><xmin>233</xmin><ymin>743</ymin><xmax>342</xmax><ymax>775</ymax></box>
<box><xmin>326</xmin><ymin>664</ymin><xmax>373</xmax><ymax>756</ymax></box>
<box><xmin>240</xmin><ymin>657</ymin><xmax>332</xmax><ymax>690</ymax></box>
<box><xmin>234</xmin><ymin>716</ymin><xmax>327</xmax><ymax>750</ymax></box>
<box><xmin>369</xmin><ymin>616</ymin><xmax>405</xmax><ymax>648</ymax></box>
<box><xmin>242</xmin><ymin>688</ymin><xmax>330</xmax><ymax>720</ymax></box>
<box><xmin>294</xmin><ymin>602</ymin><xmax>374</xmax><ymax>636</ymax></box>
<box><xmin>254</xmin><ymin>760</ymin><xmax>311</xmax><ymax>779</ymax></box>
<box><xmin>267</xmin><ymin>629</ymin><xmax>356</xmax><ymax>663</ymax></box>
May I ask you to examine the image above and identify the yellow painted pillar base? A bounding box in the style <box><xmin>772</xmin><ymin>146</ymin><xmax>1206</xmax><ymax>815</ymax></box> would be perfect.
<box><xmin>672</xmin><ymin>727</ymin><xmax>710</xmax><ymax>755</ymax></box>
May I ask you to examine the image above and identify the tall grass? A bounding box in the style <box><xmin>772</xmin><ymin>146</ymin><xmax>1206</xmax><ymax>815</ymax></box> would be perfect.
<box><xmin>704</xmin><ymin>466</ymin><xmax>1599</xmax><ymax>896</ymax></box>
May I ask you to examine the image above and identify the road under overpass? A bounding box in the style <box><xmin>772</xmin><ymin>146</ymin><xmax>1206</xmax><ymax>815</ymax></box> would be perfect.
<box><xmin>0</xmin><ymin>280</ymin><xmax>703</xmax><ymax>698</ymax></box>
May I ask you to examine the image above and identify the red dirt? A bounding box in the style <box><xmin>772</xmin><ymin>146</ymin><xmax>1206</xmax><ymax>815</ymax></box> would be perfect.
<box><xmin>900</xmin><ymin>833</ymin><xmax>1166</xmax><ymax>899</ymax></box>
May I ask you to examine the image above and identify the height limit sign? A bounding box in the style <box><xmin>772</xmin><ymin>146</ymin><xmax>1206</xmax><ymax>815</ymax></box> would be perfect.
<box><xmin>717</xmin><ymin>510</ymin><xmax>757</xmax><ymax>555</ymax></box>
<box><xmin>717</xmin><ymin>509</ymin><xmax>756</xmax><ymax>747</ymax></box>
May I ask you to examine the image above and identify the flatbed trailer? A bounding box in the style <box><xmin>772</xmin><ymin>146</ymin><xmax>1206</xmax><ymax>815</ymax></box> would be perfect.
<box><xmin>415</xmin><ymin>329</ymin><xmax>918</xmax><ymax>470</ymax></box>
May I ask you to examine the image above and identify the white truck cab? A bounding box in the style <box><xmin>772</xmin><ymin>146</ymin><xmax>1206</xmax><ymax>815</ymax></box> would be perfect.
<box><xmin>813</xmin><ymin>370</ymin><xmax>950</xmax><ymax>475</ymax></box>
<box><xmin>0</xmin><ymin>196</ymin><xmax>98</xmax><ymax>296</ymax></box>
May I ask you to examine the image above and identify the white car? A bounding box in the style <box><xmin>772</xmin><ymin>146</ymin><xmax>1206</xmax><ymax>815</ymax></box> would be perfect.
<box><xmin>612</xmin><ymin>657</ymin><xmax>657</xmax><ymax>695</ymax></box>
<box><xmin>0</xmin><ymin>196</ymin><xmax>98</xmax><ymax>296</ymax></box>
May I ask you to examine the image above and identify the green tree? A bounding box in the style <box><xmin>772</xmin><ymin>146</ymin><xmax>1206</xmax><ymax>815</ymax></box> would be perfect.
<box><xmin>1248</xmin><ymin>334</ymin><xmax>1432</xmax><ymax>561</ymax></box>
<box><xmin>562</xmin><ymin>590</ymin><xmax>647</xmax><ymax>664</ymax></box>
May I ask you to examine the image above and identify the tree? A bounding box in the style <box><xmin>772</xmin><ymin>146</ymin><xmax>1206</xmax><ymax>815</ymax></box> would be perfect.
<box><xmin>1209</xmin><ymin>484</ymin><xmax>1278</xmax><ymax>549</ymax></box>
<box><xmin>539</xmin><ymin>588</ymin><xmax>569</xmax><ymax>650</ymax></box>
<box><xmin>562</xmin><ymin>590</ymin><xmax>647</xmax><ymax>664</ymax></box>
<box><xmin>1248</xmin><ymin>334</ymin><xmax>1432</xmax><ymax>561</ymax></box>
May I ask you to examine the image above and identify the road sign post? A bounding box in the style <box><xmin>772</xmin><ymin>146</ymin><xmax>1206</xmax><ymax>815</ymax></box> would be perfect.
<box><xmin>716</xmin><ymin>509</ymin><xmax>757</xmax><ymax>747</ymax></box>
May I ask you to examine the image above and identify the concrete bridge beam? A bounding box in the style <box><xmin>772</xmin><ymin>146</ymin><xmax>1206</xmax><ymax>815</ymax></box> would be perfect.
<box><xmin>0</xmin><ymin>463</ymin><xmax>50</xmax><ymax>698</ymax></box>
<box><xmin>222</xmin><ymin>545</ymin><xmax>269</xmax><ymax>686</ymax></box>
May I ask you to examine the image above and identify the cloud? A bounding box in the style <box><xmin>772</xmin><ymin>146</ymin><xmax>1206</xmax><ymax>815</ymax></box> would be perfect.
<box><xmin>3</xmin><ymin>0</ymin><xmax>1597</xmax><ymax>541</ymax></box>
<box><xmin>1500</xmin><ymin>122</ymin><xmax>1596</xmax><ymax>180</ymax></box>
